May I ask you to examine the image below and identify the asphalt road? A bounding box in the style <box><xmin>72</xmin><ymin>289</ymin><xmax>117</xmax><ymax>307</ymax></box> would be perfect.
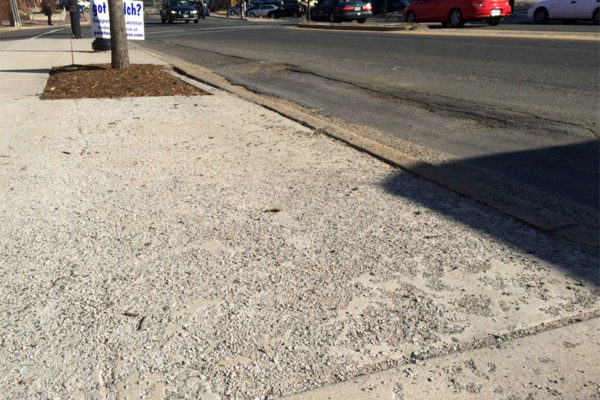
<box><xmin>2</xmin><ymin>17</ymin><xmax>598</xmax><ymax>246</ymax></box>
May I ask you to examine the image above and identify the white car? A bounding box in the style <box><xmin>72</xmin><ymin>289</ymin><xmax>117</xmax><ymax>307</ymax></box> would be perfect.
<box><xmin>528</xmin><ymin>0</ymin><xmax>599</xmax><ymax>24</ymax></box>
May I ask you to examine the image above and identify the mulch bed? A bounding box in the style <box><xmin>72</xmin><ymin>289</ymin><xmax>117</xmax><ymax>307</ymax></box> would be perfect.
<box><xmin>40</xmin><ymin>64</ymin><xmax>208</xmax><ymax>100</ymax></box>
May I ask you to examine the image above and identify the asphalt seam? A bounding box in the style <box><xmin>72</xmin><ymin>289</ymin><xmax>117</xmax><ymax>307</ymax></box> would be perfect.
<box><xmin>284</xmin><ymin>65</ymin><xmax>596</xmax><ymax>136</ymax></box>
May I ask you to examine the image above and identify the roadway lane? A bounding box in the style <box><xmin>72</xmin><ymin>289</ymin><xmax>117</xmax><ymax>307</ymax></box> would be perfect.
<box><xmin>141</xmin><ymin>17</ymin><xmax>598</xmax><ymax>130</ymax></box>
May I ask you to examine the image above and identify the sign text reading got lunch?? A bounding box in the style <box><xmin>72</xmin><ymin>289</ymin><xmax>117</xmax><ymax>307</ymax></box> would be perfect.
<box><xmin>90</xmin><ymin>0</ymin><xmax>145</xmax><ymax>40</ymax></box>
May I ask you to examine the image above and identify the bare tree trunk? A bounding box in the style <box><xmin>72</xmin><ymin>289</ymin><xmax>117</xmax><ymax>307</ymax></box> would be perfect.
<box><xmin>107</xmin><ymin>0</ymin><xmax>130</xmax><ymax>69</ymax></box>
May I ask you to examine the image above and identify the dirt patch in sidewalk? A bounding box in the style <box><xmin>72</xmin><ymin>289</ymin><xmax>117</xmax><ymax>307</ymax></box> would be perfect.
<box><xmin>40</xmin><ymin>63</ymin><xmax>208</xmax><ymax>100</ymax></box>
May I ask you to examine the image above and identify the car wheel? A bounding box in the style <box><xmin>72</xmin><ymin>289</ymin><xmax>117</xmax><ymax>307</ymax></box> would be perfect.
<box><xmin>533</xmin><ymin>7</ymin><xmax>548</xmax><ymax>24</ymax></box>
<box><xmin>168</xmin><ymin>17</ymin><xmax>173</xmax><ymax>23</ymax></box>
<box><xmin>405</xmin><ymin>10</ymin><xmax>416</xmax><ymax>22</ymax></box>
<box><xmin>487</xmin><ymin>17</ymin><xmax>500</xmax><ymax>25</ymax></box>
<box><xmin>194</xmin><ymin>18</ymin><xmax>199</xmax><ymax>23</ymax></box>
<box><xmin>448</xmin><ymin>8</ymin><xmax>463</xmax><ymax>27</ymax></box>
<box><xmin>249</xmin><ymin>12</ymin><xmax>255</xmax><ymax>17</ymax></box>
<box><xmin>161</xmin><ymin>17</ymin><xmax>166</xmax><ymax>23</ymax></box>
<box><xmin>357</xmin><ymin>18</ymin><xmax>366</xmax><ymax>23</ymax></box>
<box><xmin>293</xmin><ymin>12</ymin><xmax>298</xmax><ymax>17</ymax></box>
<box><xmin>268</xmin><ymin>12</ymin><xmax>274</xmax><ymax>18</ymax></box>
<box><xmin>328</xmin><ymin>12</ymin><xmax>335</xmax><ymax>22</ymax></box>
<box><xmin>593</xmin><ymin>8</ymin><xmax>599</xmax><ymax>25</ymax></box>
<box><xmin>185</xmin><ymin>19</ymin><xmax>190</xmax><ymax>23</ymax></box>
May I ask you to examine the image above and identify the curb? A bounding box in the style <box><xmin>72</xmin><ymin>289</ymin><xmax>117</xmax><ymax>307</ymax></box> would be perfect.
<box><xmin>298</xmin><ymin>21</ymin><xmax>426</xmax><ymax>31</ymax></box>
<box><xmin>297</xmin><ymin>22</ymin><xmax>600</xmax><ymax>40</ymax></box>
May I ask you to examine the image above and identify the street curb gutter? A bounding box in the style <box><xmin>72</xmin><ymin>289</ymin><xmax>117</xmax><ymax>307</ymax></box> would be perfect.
<box><xmin>136</xmin><ymin>44</ymin><xmax>598</xmax><ymax>254</ymax></box>
<box><xmin>298</xmin><ymin>21</ymin><xmax>426</xmax><ymax>31</ymax></box>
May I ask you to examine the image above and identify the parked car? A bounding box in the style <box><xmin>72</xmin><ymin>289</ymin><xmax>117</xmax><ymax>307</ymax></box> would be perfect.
<box><xmin>248</xmin><ymin>0</ymin><xmax>282</xmax><ymax>6</ymax></box>
<box><xmin>310</xmin><ymin>0</ymin><xmax>373</xmax><ymax>22</ymax></box>
<box><xmin>370</xmin><ymin>0</ymin><xmax>408</xmax><ymax>13</ymax></box>
<box><xmin>274</xmin><ymin>2</ymin><xmax>306</xmax><ymax>17</ymax></box>
<box><xmin>247</xmin><ymin>3</ymin><xmax>280</xmax><ymax>16</ymax></box>
<box><xmin>403</xmin><ymin>0</ymin><xmax>511</xmax><ymax>26</ymax></box>
<box><xmin>161</xmin><ymin>0</ymin><xmax>199</xmax><ymax>23</ymax></box>
<box><xmin>228</xmin><ymin>5</ymin><xmax>241</xmax><ymax>15</ymax></box>
<box><xmin>527</xmin><ymin>0</ymin><xmax>599</xmax><ymax>24</ymax></box>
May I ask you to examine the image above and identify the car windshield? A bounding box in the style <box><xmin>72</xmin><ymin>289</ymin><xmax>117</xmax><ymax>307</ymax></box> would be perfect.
<box><xmin>169</xmin><ymin>0</ymin><xmax>190</xmax><ymax>6</ymax></box>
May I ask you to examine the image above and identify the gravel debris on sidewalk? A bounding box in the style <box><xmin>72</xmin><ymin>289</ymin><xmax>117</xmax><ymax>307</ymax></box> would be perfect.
<box><xmin>0</xmin><ymin>77</ymin><xmax>598</xmax><ymax>398</ymax></box>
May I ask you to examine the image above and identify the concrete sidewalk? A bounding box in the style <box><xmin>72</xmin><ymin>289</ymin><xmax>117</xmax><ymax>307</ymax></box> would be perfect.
<box><xmin>0</xmin><ymin>36</ymin><xmax>598</xmax><ymax>399</ymax></box>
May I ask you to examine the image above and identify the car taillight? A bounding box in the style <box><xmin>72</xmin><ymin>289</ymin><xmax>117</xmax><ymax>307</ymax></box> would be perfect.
<box><xmin>472</xmin><ymin>1</ymin><xmax>483</xmax><ymax>5</ymax></box>
<box><xmin>341</xmin><ymin>5</ymin><xmax>354</xmax><ymax>10</ymax></box>
<box><xmin>363</xmin><ymin>3</ymin><xmax>372</xmax><ymax>10</ymax></box>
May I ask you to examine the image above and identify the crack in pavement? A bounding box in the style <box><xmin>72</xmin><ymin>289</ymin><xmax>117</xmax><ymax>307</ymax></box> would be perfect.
<box><xmin>149</xmin><ymin>42</ymin><xmax>597</xmax><ymax>138</ymax></box>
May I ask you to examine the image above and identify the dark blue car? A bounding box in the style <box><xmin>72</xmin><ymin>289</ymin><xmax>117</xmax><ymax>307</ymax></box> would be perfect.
<box><xmin>161</xmin><ymin>0</ymin><xmax>200</xmax><ymax>23</ymax></box>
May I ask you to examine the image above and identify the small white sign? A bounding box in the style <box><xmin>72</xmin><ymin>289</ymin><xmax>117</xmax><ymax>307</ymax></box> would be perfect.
<box><xmin>90</xmin><ymin>0</ymin><xmax>145</xmax><ymax>40</ymax></box>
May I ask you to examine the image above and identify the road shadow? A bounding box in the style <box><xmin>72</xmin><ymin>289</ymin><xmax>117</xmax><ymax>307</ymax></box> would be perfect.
<box><xmin>468</xmin><ymin>141</ymin><xmax>599</xmax><ymax>211</ymax></box>
<box><xmin>1</xmin><ymin>68</ymin><xmax>51</xmax><ymax>73</ymax></box>
<box><xmin>0</xmin><ymin>50</ymin><xmax>95</xmax><ymax>53</ymax></box>
<box><xmin>381</xmin><ymin>141</ymin><xmax>599</xmax><ymax>285</ymax></box>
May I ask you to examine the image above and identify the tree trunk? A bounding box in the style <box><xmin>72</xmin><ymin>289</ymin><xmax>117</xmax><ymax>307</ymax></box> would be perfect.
<box><xmin>107</xmin><ymin>0</ymin><xmax>130</xmax><ymax>69</ymax></box>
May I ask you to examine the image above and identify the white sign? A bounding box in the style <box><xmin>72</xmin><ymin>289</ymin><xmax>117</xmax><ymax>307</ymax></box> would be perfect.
<box><xmin>90</xmin><ymin>0</ymin><xmax>145</xmax><ymax>40</ymax></box>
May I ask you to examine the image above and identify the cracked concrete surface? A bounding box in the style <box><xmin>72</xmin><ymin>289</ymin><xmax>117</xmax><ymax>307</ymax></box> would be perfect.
<box><xmin>0</xmin><ymin>37</ymin><xmax>599</xmax><ymax>399</ymax></box>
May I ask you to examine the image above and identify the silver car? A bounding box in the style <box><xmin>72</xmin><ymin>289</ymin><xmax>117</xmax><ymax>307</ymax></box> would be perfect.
<box><xmin>247</xmin><ymin>4</ymin><xmax>280</xmax><ymax>17</ymax></box>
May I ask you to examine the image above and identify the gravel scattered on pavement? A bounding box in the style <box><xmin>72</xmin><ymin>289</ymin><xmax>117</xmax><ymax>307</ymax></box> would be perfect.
<box><xmin>0</xmin><ymin>84</ymin><xmax>598</xmax><ymax>398</ymax></box>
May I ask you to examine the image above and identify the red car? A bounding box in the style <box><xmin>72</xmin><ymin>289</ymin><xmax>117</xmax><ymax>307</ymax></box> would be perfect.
<box><xmin>403</xmin><ymin>0</ymin><xmax>511</xmax><ymax>26</ymax></box>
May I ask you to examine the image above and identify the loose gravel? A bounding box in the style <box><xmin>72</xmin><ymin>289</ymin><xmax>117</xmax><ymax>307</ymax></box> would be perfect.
<box><xmin>0</xmin><ymin>85</ymin><xmax>598</xmax><ymax>399</ymax></box>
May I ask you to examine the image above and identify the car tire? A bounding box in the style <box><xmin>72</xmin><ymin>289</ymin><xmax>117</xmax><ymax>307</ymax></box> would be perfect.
<box><xmin>249</xmin><ymin>12</ymin><xmax>256</xmax><ymax>17</ymax></box>
<box><xmin>328</xmin><ymin>12</ymin><xmax>339</xmax><ymax>23</ymax></box>
<box><xmin>168</xmin><ymin>17</ymin><xmax>173</xmax><ymax>23</ymax></box>
<box><xmin>487</xmin><ymin>17</ymin><xmax>500</xmax><ymax>25</ymax></box>
<box><xmin>185</xmin><ymin>19</ymin><xmax>190</xmax><ymax>23</ymax></box>
<box><xmin>593</xmin><ymin>8</ymin><xmax>599</xmax><ymax>25</ymax></box>
<box><xmin>161</xmin><ymin>17</ymin><xmax>166</xmax><ymax>23</ymax></box>
<box><xmin>268</xmin><ymin>12</ymin><xmax>274</xmax><ymax>18</ymax></box>
<box><xmin>293</xmin><ymin>12</ymin><xmax>298</xmax><ymax>17</ymax></box>
<box><xmin>533</xmin><ymin>7</ymin><xmax>548</xmax><ymax>24</ymax></box>
<box><xmin>448</xmin><ymin>8</ymin><xmax>463</xmax><ymax>27</ymax></box>
<box><xmin>194</xmin><ymin>18</ymin><xmax>199</xmax><ymax>23</ymax></box>
<box><xmin>357</xmin><ymin>18</ymin><xmax>366</xmax><ymax>23</ymax></box>
<box><xmin>405</xmin><ymin>10</ymin><xmax>416</xmax><ymax>22</ymax></box>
